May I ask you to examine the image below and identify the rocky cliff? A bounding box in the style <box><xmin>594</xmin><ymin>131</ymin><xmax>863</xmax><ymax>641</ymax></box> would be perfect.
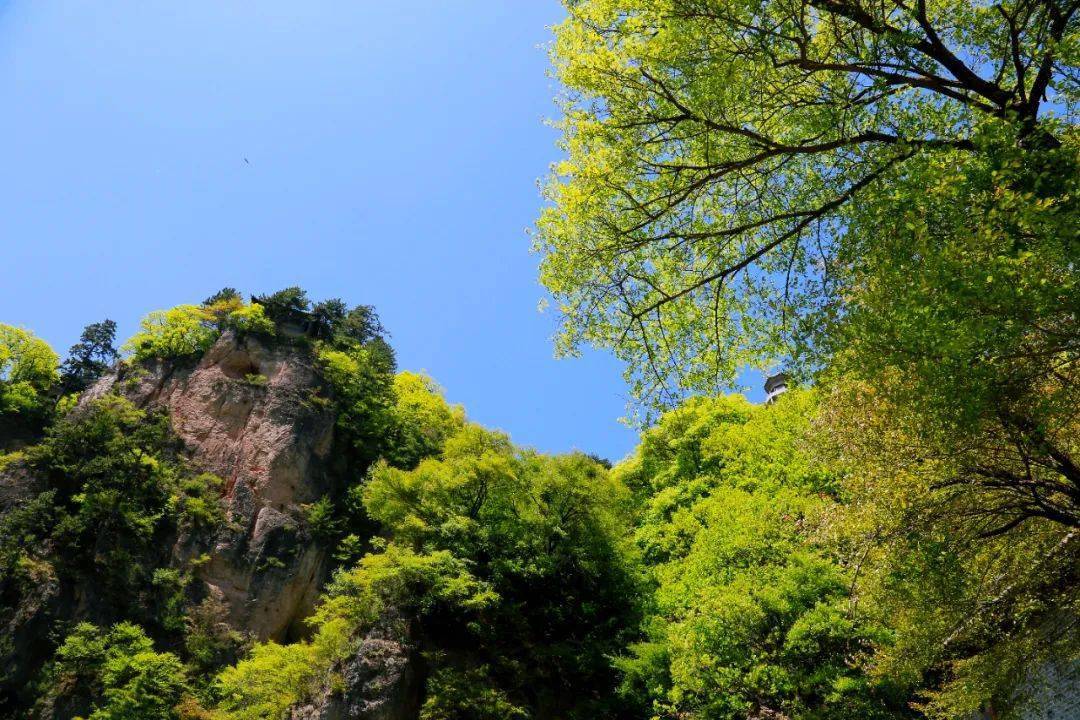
<box><xmin>83</xmin><ymin>330</ymin><xmax>339</xmax><ymax>641</ymax></box>
<box><xmin>0</xmin><ymin>319</ymin><xmax>429</xmax><ymax>718</ymax></box>
<box><xmin>289</xmin><ymin>612</ymin><xmax>421</xmax><ymax>720</ymax></box>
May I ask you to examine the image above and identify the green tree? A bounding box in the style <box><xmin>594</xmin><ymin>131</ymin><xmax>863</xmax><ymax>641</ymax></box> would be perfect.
<box><xmin>384</xmin><ymin>372</ymin><xmax>466</xmax><ymax>469</ymax></box>
<box><xmin>201</xmin><ymin>288</ymin><xmax>246</xmax><ymax>330</ymax></box>
<box><xmin>215</xmin><ymin>420</ymin><xmax>641</xmax><ymax>719</ymax></box>
<box><xmin>61</xmin><ymin>319</ymin><xmax>118</xmax><ymax>393</ymax></box>
<box><xmin>616</xmin><ymin>390</ymin><xmax>906</xmax><ymax>719</ymax></box>
<box><xmin>0</xmin><ymin>323</ymin><xmax>59</xmax><ymax>418</ymax></box>
<box><xmin>360</xmin><ymin>425</ymin><xmax>642</xmax><ymax>719</ymax></box>
<box><xmin>310</xmin><ymin>297</ymin><xmax>348</xmax><ymax>338</ymax></box>
<box><xmin>203</xmin><ymin>287</ymin><xmax>243</xmax><ymax>307</ymax></box>
<box><xmin>213</xmin><ymin>544</ymin><xmax>492</xmax><ymax>719</ymax></box>
<box><xmin>125</xmin><ymin>298</ymin><xmax>276</xmax><ymax>361</ymax></box>
<box><xmin>541</xmin><ymin>5</ymin><xmax>1080</xmax><ymax>711</ymax></box>
<box><xmin>538</xmin><ymin>0</ymin><xmax>1078</xmax><ymax>411</ymax></box>
<box><xmin>5</xmin><ymin>396</ymin><xmax>222</xmax><ymax>624</ymax></box>
<box><xmin>42</xmin><ymin>622</ymin><xmax>189</xmax><ymax>720</ymax></box>
<box><xmin>819</xmin><ymin>379</ymin><xmax>1080</xmax><ymax>718</ymax></box>
<box><xmin>317</xmin><ymin>337</ymin><xmax>397</xmax><ymax>464</ymax></box>
<box><xmin>253</xmin><ymin>286</ymin><xmax>311</xmax><ymax>321</ymax></box>
<box><xmin>123</xmin><ymin>305</ymin><xmax>218</xmax><ymax>361</ymax></box>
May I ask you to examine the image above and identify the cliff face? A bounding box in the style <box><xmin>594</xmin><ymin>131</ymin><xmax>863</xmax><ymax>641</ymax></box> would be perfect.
<box><xmin>290</xmin><ymin>612</ymin><xmax>421</xmax><ymax>720</ymax></box>
<box><xmin>0</xmin><ymin>327</ymin><xmax>425</xmax><ymax>718</ymax></box>
<box><xmin>85</xmin><ymin>330</ymin><xmax>338</xmax><ymax>641</ymax></box>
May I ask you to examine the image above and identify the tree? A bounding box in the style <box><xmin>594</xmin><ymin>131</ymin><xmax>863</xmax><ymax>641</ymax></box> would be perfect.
<box><xmin>61</xmin><ymin>319</ymin><xmax>118</xmax><ymax>393</ymax></box>
<box><xmin>123</xmin><ymin>305</ymin><xmax>218</xmax><ymax>361</ymax></box>
<box><xmin>538</xmin><ymin>0</ymin><xmax>1078</xmax><ymax>410</ymax></box>
<box><xmin>41</xmin><ymin>622</ymin><xmax>189</xmax><ymax>720</ymax></box>
<box><xmin>615</xmin><ymin>390</ymin><xmax>906</xmax><ymax>719</ymax></box>
<box><xmin>203</xmin><ymin>287</ymin><xmax>242</xmax><ymax>307</ymax></box>
<box><xmin>216</xmin><ymin>421</ymin><xmax>643</xmax><ymax>719</ymax></box>
<box><xmin>7</xmin><ymin>396</ymin><xmax>221</xmax><ymax>622</ymax></box>
<box><xmin>541</xmin><ymin>9</ymin><xmax>1080</xmax><ymax>708</ymax></box>
<box><xmin>384</xmin><ymin>372</ymin><xmax>466</xmax><ymax>469</ymax></box>
<box><xmin>0</xmin><ymin>323</ymin><xmax>59</xmax><ymax>418</ymax></box>
<box><xmin>336</xmin><ymin>304</ymin><xmax>387</xmax><ymax>346</ymax></box>
<box><xmin>253</xmin><ymin>286</ymin><xmax>310</xmax><ymax>321</ymax></box>
<box><xmin>310</xmin><ymin>298</ymin><xmax>348</xmax><ymax>339</ymax></box>
<box><xmin>310</xmin><ymin>299</ymin><xmax>387</xmax><ymax>345</ymax></box>
<box><xmin>317</xmin><ymin>337</ymin><xmax>397</xmax><ymax>464</ymax></box>
<box><xmin>359</xmin><ymin>426</ymin><xmax>643</xmax><ymax>719</ymax></box>
<box><xmin>124</xmin><ymin>298</ymin><xmax>279</xmax><ymax>361</ymax></box>
<box><xmin>819</xmin><ymin>377</ymin><xmax>1080</xmax><ymax>718</ymax></box>
<box><xmin>202</xmin><ymin>288</ymin><xmax>246</xmax><ymax>330</ymax></box>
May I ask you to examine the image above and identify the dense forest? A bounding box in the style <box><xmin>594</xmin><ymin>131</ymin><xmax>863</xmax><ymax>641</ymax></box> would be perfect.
<box><xmin>2</xmin><ymin>0</ymin><xmax>1078</xmax><ymax>719</ymax></box>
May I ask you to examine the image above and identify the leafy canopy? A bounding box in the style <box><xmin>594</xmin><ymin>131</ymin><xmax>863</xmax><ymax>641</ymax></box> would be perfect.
<box><xmin>124</xmin><ymin>297</ymin><xmax>274</xmax><ymax>361</ymax></box>
<box><xmin>215</xmin><ymin>418</ymin><xmax>641</xmax><ymax>719</ymax></box>
<box><xmin>43</xmin><ymin>622</ymin><xmax>189</xmax><ymax>720</ymax></box>
<box><xmin>0</xmin><ymin>324</ymin><xmax>59</xmax><ymax>416</ymax></box>
<box><xmin>538</xmin><ymin>0</ymin><xmax>1079</xmax><ymax>412</ymax></box>
<box><xmin>615</xmin><ymin>390</ymin><xmax>906</xmax><ymax>719</ymax></box>
<box><xmin>60</xmin><ymin>319</ymin><xmax>118</xmax><ymax>393</ymax></box>
<box><xmin>1</xmin><ymin>395</ymin><xmax>224</xmax><ymax>633</ymax></box>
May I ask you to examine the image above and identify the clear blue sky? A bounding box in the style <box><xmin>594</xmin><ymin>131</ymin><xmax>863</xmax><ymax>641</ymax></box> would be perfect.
<box><xmin>0</xmin><ymin>1</ymin><xmax>762</xmax><ymax>461</ymax></box>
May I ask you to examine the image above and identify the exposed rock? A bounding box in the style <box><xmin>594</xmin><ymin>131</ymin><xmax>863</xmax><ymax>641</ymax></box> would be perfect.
<box><xmin>290</xmin><ymin>613</ymin><xmax>421</xmax><ymax>720</ymax></box>
<box><xmin>0</xmin><ymin>458</ymin><xmax>42</xmax><ymax>515</ymax></box>
<box><xmin>1019</xmin><ymin>662</ymin><xmax>1080</xmax><ymax>719</ymax></box>
<box><xmin>84</xmin><ymin>331</ymin><xmax>339</xmax><ymax>640</ymax></box>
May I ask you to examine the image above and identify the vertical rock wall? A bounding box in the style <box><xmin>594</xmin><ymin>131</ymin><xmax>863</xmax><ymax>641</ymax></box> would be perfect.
<box><xmin>85</xmin><ymin>331</ymin><xmax>339</xmax><ymax>640</ymax></box>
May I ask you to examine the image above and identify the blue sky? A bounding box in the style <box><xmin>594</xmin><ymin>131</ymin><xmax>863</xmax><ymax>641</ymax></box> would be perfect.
<box><xmin>0</xmin><ymin>2</ymin><xmax>762</xmax><ymax>461</ymax></box>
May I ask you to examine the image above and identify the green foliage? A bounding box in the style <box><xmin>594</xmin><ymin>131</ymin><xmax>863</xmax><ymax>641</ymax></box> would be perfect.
<box><xmin>310</xmin><ymin>298</ymin><xmax>348</xmax><ymax>334</ymax></box>
<box><xmin>14</xmin><ymin>269</ymin><xmax>1077</xmax><ymax>720</ymax></box>
<box><xmin>0</xmin><ymin>323</ymin><xmax>59</xmax><ymax>419</ymax></box>
<box><xmin>317</xmin><ymin>338</ymin><xmax>397</xmax><ymax>464</ymax></box>
<box><xmin>124</xmin><ymin>305</ymin><xmax>219</xmax><ymax>361</ymax></box>
<box><xmin>539</xmin><ymin>5</ymin><xmax>1080</xmax><ymax>713</ymax></box>
<box><xmin>358</xmin><ymin>424</ymin><xmax>642</xmax><ymax>718</ymax></box>
<box><xmin>43</xmin><ymin>622</ymin><xmax>188</xmax><ymax>720</ymax></box>
<box><xmin>420</xmin><ymin>665</ymin><xmax>528</xmax><ymax>720</ymax></box>
<box><xmin>301</xmin><ymin>496</ymin><xmax>341</xmax><ymax>542</ymax></box>
<box><xmin>384</xmin><ymin>372</ymin><xmax>465</xmax><ymax>469</ymax></box>
<box><xmin>810</xmin><ymin>136</ymin><xmax>1080</xmax><ymax>711</ymax></box>
<box><xmin>214</xmin><ymin>543</ymin><xmax>495</xmax><ymax>716</ymax></box>
<box><xmin>820</xmin><ymin>379</ymin><xmax>1080</xmax><ymax>719</ymax></box>
<box><xmin>61</xmin><ymin>319</ymin><xmax>118</xmax><ymax>393</ymax></box>
<box><xmin>172</xmin><ymin>472</ymin><xmax>226</xmax><ymax>531</ymax></box>
<box><xmin>0</xmin><ymin>449</ymin><xmax>25</xmax><ymax>473</ymax></box>
<box><xmin>253</xmin><ymin>286</ymin><xmax>310</xmax><ymax>321</ymax></box>
<box><xmin>243</xmin><ymin>372</ymin><xmax>268</xmax><ymax>387</ymax></box>
<box><xmin>318</xmin><ymin>542</ymin><xmax>498</xmax><ymax>625</ymax></box>
<box><xmin>312</xmin><ymin>301</ymin><xmax>398</xmax><ymax>469</ymax></box>
<box><xmin>125</xmin><ymin>297</ymin><xmax>276</xmax><ymax>362</ymax></box>
<box><xmin>203</xmin><ymin>287</ymin><xmax>242</xmax><ymax>307</ymax></box>
<box><xmin>617</xmin><ymin>390</ymin><xmax>905</xmax><ymax>719</ymax></box>
<box><xmin>226</xmin><ymin>303</ymin><xmax>275</xmax><ymax>336</ymax></box>
<box><xmin>184</xmin><ymin>596</ymin><xmax>248</xmax><ymax>679</ymax></box>
<box><xmin>333</xmin><ymin>304</ymin><xmax>386</xmax><ymax>346</ymax></box>
<box><xmin>0</xmin><ymin>396</ymin><xmax>223</xmax><ymax>634</ymax></box>
<box><xmin>201</xmin><ymin>289</ymin><xmax>244</xmax><ymax>330</ymax></box>
<box><xmin>213</xmin><ymin>638</ymin><xmax>323</xmax><ymax>720</ymax></box>
<box><xmin>151</xmin><ymin>568</ymin><xmax>190</xmax><ymax>633</ymax></box>
<box><xmin>538</xmin><ymin>0</ymin><xmax>1078</xmax><ymax>414</ymax></box>
<box><xmin>24</xmin><ymin>395</ymin><xmax>177</xmax><ymax>553</ymax></box>
<box><xmin>213</xmin><ymin>417</ymin><xmax>640</xmax><ymax>719</ymax></box>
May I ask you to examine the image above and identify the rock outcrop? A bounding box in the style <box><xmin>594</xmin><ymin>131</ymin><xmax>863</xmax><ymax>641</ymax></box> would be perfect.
<box><xmin>84</xmin><ymin>330</ymin><xmax>340</xmax><ymax>640</ymax></box>
<box><xmin>290</xmin><ymin>613</ymin><xmax>421</xmax><ymax>720</ymax></box>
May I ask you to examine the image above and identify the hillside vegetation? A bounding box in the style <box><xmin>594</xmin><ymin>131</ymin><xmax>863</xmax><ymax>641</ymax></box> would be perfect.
<box><xmin>1</xmin><ymin>281</ymin><xmax>1075</xmax><ymax>719</ymax></box>
<box><xmin>3</xmin><ymin>0</ymin><xmax>1079</xmax><ymax>717</ymax></box>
